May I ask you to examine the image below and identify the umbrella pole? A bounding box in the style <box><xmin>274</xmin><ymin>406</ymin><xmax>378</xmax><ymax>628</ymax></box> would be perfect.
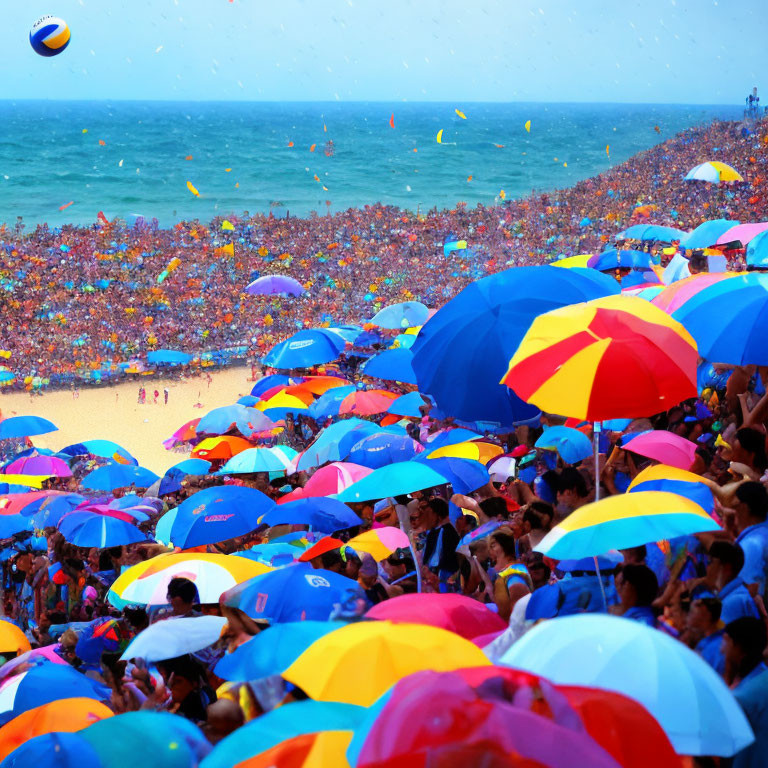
<box><xmin>593</xmin><ymin>421</ymin><xmax>608</xmax><ymax>610</ymax></box>
<box><xmin>396</xmin><ymin>504</ymin><xmax>423</xmax><ymax>593</ymax></box>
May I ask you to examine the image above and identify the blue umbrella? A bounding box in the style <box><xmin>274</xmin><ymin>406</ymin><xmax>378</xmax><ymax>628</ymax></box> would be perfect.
<box><xmin>423</xmin><ymin>428</ymin><xmax>482</xmax><ymax>451</ymax></box>
<box><xmin>250</xmin><ymin>374</ymin><xmax>292</xmax><ymax>397</ymax></box>
<box><xmin>0</xmin><ymin>514</ymin><xmax>32</xmax><ymax>538</ymax></box>
<box><xmin>25</xmin><ymin>492</ymin><xmax>85</xmax><ymax>528</ymax></box>
<box><xmin>325</xmin><ymin>325</ymin><xmax>364</xmax><ymax>344</ymax></box>
<box><xmin>196</xmin><ymin>405</ymin><xmax>273</xmax><ymax>437</ymax></box>
<box><xmin>0</xmin><ymin>416</ymin><xmax>57</xmax><ymax>440</ymax></box>
<box><xmin>261</xmin><ymin>497</ymin><xmax>363</xmax><ymax>533</ymax></box>
<box><xmin>81</xmin><ymin>463</ymin><xmax>160</xmax><ymax>491</ymax></box>
<box><xmin>262</xmin><ymin>329</ymin><xmax>345</xmax><ymax>369</ymax></box>
<box><xmin>336</xmin><ymin>461</ymin><xmax>448</xmax><ymax>502</ymax></box>
<box><xmin>215</xmin><ymin>621</ymin><xmax>342</xmax><ymax>681</ymax></box>
<box><xmin>218</xmin><ymin>447</ymin><xmax>289</xmax><ymax>474</ymax></box>
<box><xmin>746</xmin><ymin>229</ymin><xmax>768</xmax><ymax>269</ymax></box>
<box><xmin>235</xmin><ymin>543</ymin><xmax>305</xmax><ymax>567</ymax></box>
<box><xmin>146</xmin><ymin>349</ymin><xmax>192</xmax><ymax>365</ymax></box>
<box><xmin>370</xmin><ymin>301</ymin><xmax>429</xmax><ymax>330</ymax></box>
<box><xmin>387</xmin><ymin>391</ymin><xmax>430</xmax><ymax>418</ymax></box>
<box><xmin>168</xmin><ymin>485</ymin><xmax>274</xmax><ymax>548</ymax></box>
<box><xmin>411</xmin><ymin>266</ymin><xmax>618</xmax><ymax>426</ymax></box>
<box><xmin>296</xmin><ymin>418</ymin><xmax>381</xmax><ymax>470</ymax></box>
<box><xmin>200</xmin><ymin>701</ymin><xmax>364</xmax><ymax>768</ymax></box>
<box><xmin>236</xmin><ymin>395</ymin><xmax>259</xmax><ymax>406</ymax></box>
<box><xmin>534</xmin><ymin>426</ymin><xmax>593</xmax><ymax>464</ymax></box>
<box><xmin>58</xmin><ymin>512</ymin><xmax>148</xmax><ymax>548</ymax></box>
<box><xmin>346</xmin><ymin>432</ymin><xmax>424</xmax><ymax>469</ymax></box>
<box><xmin>0</xmin><ymin>732</ymin><xmax>101</xmax><ymax>768</ymax></box>
<box><xmin>361</xmin><ymin>348</ymin><xmax>418</xmax><ymax>384</ymax></box>
<box><xmin>391</xmin><ymin>333</ymin><xmax>416</xmax><ymax>349</ymax></box>
<box><xmin>416</xmin><ymin>456</ymin><xmax>489</xmax><ymax>495</ymax></box>
<box><xmin>589</xmin><ymin>249</ymin><xmax>653</xmax><ymax>271</ymax></box>
<box><xmin>499</xmin><ymin>614</ymin><xmax>754</xmax><ymax>757</ymax></box>
<box><xmin>307</xmin><ymin>385</ymin><xmax>356</xmax><ymax>420</ymax></box>
<box><xmin>57</xmin><ymin>439</ymin><xmax>136</xmax><ymax>464</ymax></box>
<box><xmin>166</xmin><ymin>458</ymin><xmax>211</xmax><ymax>476</ymax></box>
<box><xmin>222</xmin><ymin>564</ymin><xmax>362</xmax><ymax>623</ymax></box>
<box><xmin>617</xmin><ymin>224</ymin><xmax>686</xmax><ymax>242</ymax></box>
<box><xmin>673</xmin><ymin>273</ymin><xmax>768</xmax><ymax>365</ymax></box>
<box><xmin>681</xmin><ymin>219</ymin><xmax>739</xmax><ymax>249</ymax></box>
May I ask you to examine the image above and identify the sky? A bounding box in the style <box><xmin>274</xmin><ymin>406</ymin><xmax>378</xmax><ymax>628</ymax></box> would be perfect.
<box><xmin>2</xmin><ymin>0</ymin><xmax>766</xmax><ymax>103</ymax></box>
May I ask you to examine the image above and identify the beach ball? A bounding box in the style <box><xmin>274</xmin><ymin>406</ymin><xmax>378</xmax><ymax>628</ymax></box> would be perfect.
<box><xmin>30</xmin><ymin>16</ymin><xmax>71</xmax><ymax>57</ymax></box>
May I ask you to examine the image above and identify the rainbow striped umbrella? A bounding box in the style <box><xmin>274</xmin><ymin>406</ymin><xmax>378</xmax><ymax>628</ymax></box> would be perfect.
<box><xmin>502</xmin><ymin>295</ymin><xmax>698</xmax><ymax>421</ymax></box>
<box><xmin>534</xmin><ymin>491</ymin><xmax>720</xmax><ymax>560</ymax></box>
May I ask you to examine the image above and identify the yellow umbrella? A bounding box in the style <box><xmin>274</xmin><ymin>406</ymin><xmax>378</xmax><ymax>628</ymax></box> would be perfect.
<box><xmin>0</xmin><ymin>621</ymin><xmax>31</xmax><ymax>655</ymax></box>
<box><xmin>550</xmin><ymin>254</ymin><xmax>592</xmax><ymax>269</ymax></box>
<box><xmin>282</xmin><ymin>621</ymin><xmax>490</xmax><ymax>706</ymax></box>
<box><xmin>257</xmin><ymin>392</ymin><xmax>311</xmax><ymax>412</ymax></box>
<box><xmin>428</xmin><ymin>440</ymin><xmax>503</xmax><ymax>463</ymax></box>
<box><xmin>0</xmin><ymin>475</ymin><xmax>50</xmax><ymax>489</ymax></box>
<box><xmin>346</xmin><ymin>527</ymin><xmax>410</xmax><ymax>562</ymax></box>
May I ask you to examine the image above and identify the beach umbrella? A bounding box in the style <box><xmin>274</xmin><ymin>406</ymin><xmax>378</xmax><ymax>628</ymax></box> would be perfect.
<box><xmin>673</xmin><ymin>273</ymin><xmax>768</xmax><ymax>365</ymax></box>
<box><xmin>716</xmin><ymin>221</ymin><xmax>768</xmax><ymax>247</ymax></box>
<box><xmin>413</xmin><ymin>456</ymin><xmax>490</xmax><ymax>494</ymax></box>
<box><xmin>550</xmin><ymin>254</ymin><xmax>593</xmax><ymax>268</ymax></box>
<box><xmin>308</xmin><ymin>385</ymin><xmax>356</xmax><ymax>420</ymax></box>
<box><xmin>4</xmin><ymin>455</ymin><xmax>71</xmax><ymax>478</ymax></box>
<box><xmin>325</xmin><ymin>325</ymin><xmax>364</xmax><ymax>344</ymax></box>
<box><xmin>215</xmin><ymin>621</ymin><xmax>343</xmax><ymax>682</ymax></box>
<box><xmin>487</xmin><ymin>456</ymin><xmax>517</xmax><ymax>482</ymax></box>
<box><xmin>746</xmin><ymin>229</ymin><xmax>768</xmax><ymax>269</ymax></box>
<box><xmin>426</xmin><ymin>440</ymin><xmax>503</xmax><ymax>464</ymax></box>
<box><xmin>295</xmin><ymin>419</ymin><xmax>388</xmax><ymax>470</ymax></box>
<box><xmin>0</xmin><ymin>417</ymin><xmax>57</xmax><ymax>440</ymax></box>
<box><xmin>361</xmin><ymin>347</ymin><xmax>418</xmax><ymax>384</ymax></box>
<box><xmin>153</xmin><ymin>458</ymin><xmax>211</xmax><ymax>496</ymax></box>
<box><xmin>588</xmin><ymin>249</ymin><xmax>652</xmax><ymax>271</ymax></box>
<box><xmin>337</xmin><ymin>390</ymin><xmax>398</xmax><ymax>416</ymax></box>
<box><xmin>294</xmin><ymin>375</ymin><xmax>352</xmax><ymax>395</ymax></box>
<box><xmin>58</xmin><ymin>512</ymin><xmax>148</xmax><ymax>548</ymax></box>
<box><xmin>499</xmin><ymin>614</ymin><xmax>754</xmax><ymax>757</ymax></box>
<box><xmin>346</xmin><ymin>527</ymin><xmax>411</xmax><ymax>561</ymax></box>
<box><xmin>257</xmin><ymin>392</ymin><xmax>310</xmax><ymax>420</ymax></box>
<box><xmin>0</xmin><ymin>514</ymin><xmax>32</xmax><ymax>539</ymax></box>
<box><xmin>0</xmin><ymin>698</ymin><xmax>112</xmax><ymax>763</ymax></box>
<box><xmin>191</xmin><ymin>435</ymin><xmax>253</xmax><ymax>461</ymax></box>
<box><xmin>424</xmin><ymin>428</ymin><xmax>482</xmax><ymax>451</ymax></box>
<box><xmin>81</xmin><ymin>463</ymin><xmax>159</xmax><ymax>491</ymax></box>
<box><xmin>616</xmin><ymin>224</ymin><xmax>686</xmax><ymax>242</ymax></box>
<box><xmin>684</xmin><ymin>161</ymin><xmax>743</xmax><ymax>183</ymax></box>
<box><xmin>534</xmin><ymin>426</ymin><xmax>593</xmax><ymax>464</ymax></box>
<box><xmin>681</xmin><ymin>218</ymin><xmax>739</xmax><ymax>249</ymax></box>
<box><xmin>627</xmin><ymin>464</ymin><xmax>715</xmax><ymax>513</ymax></box>
<box><xmin>411</xmin><ymin>266</ymin><xmax>618</xmax><ymax>426</ymax></box>
<box><xmin>366</xmin><ymin>593</ymin><xmax>506</xmax><ymax>640</ymax></box>
<box><xmin>16</xmin><ymin>492</ymin><xmax>84</xmax><ymax>528</ymax></box>
<box><xmin>279</xmin><ymin>462</ymin><xmax>373</xmax><ymax>501</ymax></box>
<box><xmin>261</xmin><ymin>497</ymin><xmax>362</xmax><ymax>533</ymax></box>
<box><xmin>503</xmin><ymin>295</ymin><xmax>698</xmax><ymax>422</ymax></box>
<box><xmin>0</xmin><ymin>622</ymin><xmax>30</xmax><ymax>656</ymax></box>
<box><xmin>282</xmin><ymin>620</ymin><xmax>490</xmax><ymax>706</ymax></box>
<box><xmin>250</xmin><ymin>374</ymin><xmax>294</xmax><ymax>397</ymax></box>
<box><xmin>370</xmin><ymin>301</ymin><xmax>429</xmax><ymax>330</ymax></box>
<box><xmin>620</xmin><ymin>429</ymin><xmax>698</xmax><ymax>470</ymax></box>
<box><xmin>196</xmin><ymin>404</ymin><xmax>273</xmax><ymax>437</ymax></box>
<box><xmin>57</xmin><ymin>439</ymin><xmax>136</xmax><ymax>463</ymax></box>
<box><xmin>246</xmin><ymin>275</ymin><xmax>305</xmax><ymax>296</ymax></box>
<box><xmin>221</xmin><ymin>564</ymin><xmax>362</xmax><ymax>623</ymax></box>
<box><xmin>146</xmin><ymin>349</ymin><xmax>192</xmax><ymax>365</ymax></box>
<box><xmin>534</xmin><ymin>491</ymin><xmax>719</xmax><ymax>560</ymax></box>
<box><xmin>346</xmin><ymin>432</ymin><xmax>424</xmax><ymax>469</ymax></box>
<box><xmin>235</xmin><ymin>542</ymin><xmax>306</xmax><ymax>567</ymax></box>
<box><xmin>108</xmin><ymin>553</ymin><xmax>271</xmax><ymax>609</ymax></box>
<box><xmin>262</xmin><ymin>329</ymin><xmax>346</xmax><ymax>369</ymax></box>
<box><xmin>387</xmin><ymin>391</ymin><xmax>430</xmax><ymax>418</ymax></box>
<box><xmin>335</xmin><ymin>461</ymin><xmax>448</xmax><ymax>502</ymax></box>
<box><xmin>120</xmin><ymin>616</ymin><xmax>227</xmax><ymax>662</ymax></box>
<box><xmin>0</xmin><ymin>732</ymin><xmax>102</xmax><ymax>768</ymax></box>
<box><xmin>166</xmin><ymin>486</ymin><xmax>274</xmax><ymax>548</ymax></box>
<box><xmin>199</xmin><ymin>701</ymin><xmax>364</xmax><ymax>768</ymax></box>
<box><xmin>218</xmin><ymin>447</ymin><xmax>291</xmax><ymax>474</ymax></box>
<box><xmin>651</xmin><ymin>272</ymin><xmax>737</xmax><ymax>314</ymax></box>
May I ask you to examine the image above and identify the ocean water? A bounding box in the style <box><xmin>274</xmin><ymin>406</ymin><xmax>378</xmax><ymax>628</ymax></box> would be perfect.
<box><xmin>0</xmin><ymin>101</ymin><xmax>744</xmax><ymax>227</ymax></box>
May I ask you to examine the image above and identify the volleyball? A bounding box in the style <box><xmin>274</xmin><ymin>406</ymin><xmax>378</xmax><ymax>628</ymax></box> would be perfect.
<box><xmin>29</xmin><ymin>16</ymin><xmax>70</xmax><ymax>57</ymax></box>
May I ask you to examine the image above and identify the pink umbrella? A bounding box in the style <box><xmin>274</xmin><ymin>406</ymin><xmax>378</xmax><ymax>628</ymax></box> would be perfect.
<box><xmin>0</xmin><ymin>490</ymin><xmax>70</xmax><ymax>516</ymax></box>
<box><xmin>716</xmin><ymin>222</ymin><xmax>768</xmax><ymax>246</ymax></box>
<box><xmin>622</xmin><ymin>431</ymin><xmax>698</xmax><ymax>470</ymax></box>
<box><xmin>651</xmin><ymin>272</ymin><xmax>737</xmax><ymax>315</ymax></box>
<box><xmin>338</xmin><ymin>390</ymin><xmax>398</xmax><ymax>416</ymax></box>
<box><xmin>277</xmin><ymin>462</ymin><xmax>373</xmax><ymax>502</ymax></box>
<box><xmin>5</xmin><ymin>455</ymin><xmax>72</xmax><ymax>478</ymax></box>
<box><xmin>0</xmin><ymin>644</ymin><xmax>67</xmax><ymax>681</ymax></box>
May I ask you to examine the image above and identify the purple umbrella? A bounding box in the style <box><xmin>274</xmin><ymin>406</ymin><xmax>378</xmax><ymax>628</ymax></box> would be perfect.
<box><xmin>246</xmin><ymin>275</ymin><xmax>305</xmax><ymax>297</ymax></box>
<box><xmin>5</xmin><ymin>455</ymin><xmax>73</xmax><ymax>478</ymax></box>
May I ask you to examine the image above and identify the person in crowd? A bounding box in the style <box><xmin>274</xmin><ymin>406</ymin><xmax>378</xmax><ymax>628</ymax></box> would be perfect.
<box><xmin>615</xmin><ymin>564</ymin><xmax>658</xmax><ymax>627</ymax></box>
<box><xmin>687</xmin><ymin>597</ymin><xmax>726</xmax><ymax>674</ymax></box>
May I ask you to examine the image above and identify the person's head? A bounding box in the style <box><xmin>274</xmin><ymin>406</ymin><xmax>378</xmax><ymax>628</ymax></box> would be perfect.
<box><xmin>384</xmin><ymin>549</ymin><xmax>414</xmax><ymax>581</ymax></box>
<box><xmin>707</xmin><ymin>541</ymin><xmax>745</xmax><ymax>588</ymax></box>
<box><xmin>357</xmin><ymin>554</ymin><xmax>379</xmax><ymax>588</ymax></box>
<box><xmin>123</xmin><ymin>606</ymin><xmax>149</xmax><ymax>633</ymax></box>
<box><xmin>344</xmin><ymin>551</ymin><xmax>362</xmax><ymax>580</ymax></box>
<box><xmin>731</xmin><ymin>428</ymin><xmax>768</xmax><ymax>472</ymax></box>
<box><xmin>722</xmin><ymin>617</ymin><xmax>768</xmax><ymax>681</ymax></box>
<box><xmin>479</xmin><ymin>497</ymin><xmax>508</xmax><ymax>521</ymax></box>
<box><xmin>556</xmin><ymin>468</ymin><xmax>588</xmax><ymax>509</ymax></box>
<box><xmin>688</xmin><ymin>252</ymin><xmax>708</xmax><ymax>275</ymax></box>
<box><xmin>525</xmin><ymin>553</ymin><xmax>551</xmax><ymax>589</ymax></box>
<box><xmin>616</xmin><ymin>564</ymin><xmax>658</xmax><ymax>608</ymax></box>
<box><xmin>167</xmin><ymin>656</ymin><xmax>203</xmax><ymax>704</ymax></box>
<box><xmin>166</xmin><ymin>577</ymin><xmax>199</xmax><ymax>615</ymax></box>
<box><xmin>204</xmin><ymin>698</ymin><xmax>245</xmax><ymax>744</ymax></box>
<box><xmin>620</xmin><ymin>545</ymin><xmax>647</xmax><ymax>565</ymax></box>
<box><xmin>319</xmin><ymin>550</ymin><xmax>344</xmax><ymax>574</ymax></box>
<box><xmin>58</xmin><ymin>628</ymin><xmax>79</xmax><ymax>664</ymax></box>
<box><xmin>687</xmin><ymin>597</ymin><xmax>722</xmax><ymax>634</ymax></box>
<box><xmin>488</xmin><ymin>531</ymin><xmax>517</xmax><ymax>567</ymax></box>
<box><xmin>415</xmin><ymin>496</ymin><xmax>448</xmax><ymax>530</ymax></box>
<box><xmin>522</xmin><ymin>502</ymin><xmax>554</xmax><ymax>533</ymax></box>
<box><xmin>98</xmin><ymin>550</ymin><xmax>115</xmax><ymax>572</ymax></box>
<box><xmin>690</xmin><ymin>446</ymin><xmax>712</xmax><ymax>476</ymax></box>
<box><xmin>734</xmin><ymin>481</ymin><xmax>768</xmax><ymax>532</ymax></box>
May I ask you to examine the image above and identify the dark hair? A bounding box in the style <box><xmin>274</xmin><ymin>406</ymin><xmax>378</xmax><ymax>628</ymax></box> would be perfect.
<box><xmin>620</xmin><ymin>564</ymin><xmax>658</xmax><ymax>606</ymax></box>
<box><xmin>428</xmin><ymin>498</ymin><xmax>449</xmax><ymax>520</ymax></box>
<box><xmin>523</xmin><ymin>501</ymin><xmax>554</xmax><ymax>531</ymax></box>
<box><xmin>123</xmin><ymin>606</ymin><xmax>149</xmax><ymax>631</ymax></box>
<box><xmin>479</xmin><ymin>497</ymin><xmax>508</xmax><ymax>520</ymax></box>
<box><xmin>724</xmin><ymin>617</ymin><xmax>768</xmax><ymax>674</ymax></box>
<box><xmin>98</xmin><ymin>550</ymin><xmax>114</xmax><ymax>572</ymax></box>
<box><xmin>735</xmin><ymin>428</ymin><xmax>768</xmax><ymax>472</ymax></box>
<box><xmin>709</xmin><ymin>541</ymin><xmax>745</xmax><ymax>575</ymax></box>
<box><xmin>694</xmin><ymin>597</ymin><xmax>722</xmax><ymax>624</ymax></box>
<box><xmin>735</xmin><ymin>481</ymin><xmax>768</xmax><ymax>523</ymax></box>
<box><xmin>623</xmin><ymin>545</ymin><xmax>647</xmax><ymax>562</ymax></box>
<box><xmin>557</xmin><ymin>467</ymin><xmax>588</xmax><ymax>498</ymax></box>
<box><xmin>166</xmin><ymin>577</ymin><xmax>199</xmax><ymax>605</ymax></box>
<box><xmin>491</xmin><ymin>531</ymin><xmax>517</xmax><ymax>559</ymax></box>
<box><xmin>688</xmin><ymin>253</ymin><xmax>708</xmax><ymax>272</ymax></box>
<box><xmin>320</xmin><ymin>550</ymin><xmax>344</xmax><ymax>570</ymax></box>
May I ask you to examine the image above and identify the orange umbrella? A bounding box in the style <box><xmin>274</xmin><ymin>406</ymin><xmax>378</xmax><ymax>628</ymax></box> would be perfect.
<box><xmin>0</xmin><ymin>621</ymin><xmax>31</xmax><ymax>655</ymax></box>
<box><xmin>192</xmin><ymin>435</ymin><xmax>253</xmax><ymax>460</ymax></box>
<box><xmin>0</xmin><ymin>697</ymin><xmax>113</xmax><ymax>761</ymax></box>
<box><xmin>296</xmin><ymin>376</ymin><xmax>352</xmax><ymax>396</ymax></box>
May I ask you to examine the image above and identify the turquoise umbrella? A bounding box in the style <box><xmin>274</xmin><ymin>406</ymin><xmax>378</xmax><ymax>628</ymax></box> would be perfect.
<box><xmin>534</xmin><ymin>426</ymin><xmax>592</xmax><ymax>464</ymax></box>
<box><xmin>81</xmin><ymin>463</ymin><xmax>159</xmax><ymax>491</ymax></box>
<box><xmin>335</xmin><ymin>461</ymin><xmax>448</xmax><ymax>502</ymax></box>
<box><xmin>0</xmin><ymin>416</ymin><xmax>57</xmax><ymax>440</ymax></box>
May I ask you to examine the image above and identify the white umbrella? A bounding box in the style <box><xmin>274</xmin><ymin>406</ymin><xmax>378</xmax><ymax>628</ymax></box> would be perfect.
<box><xmin>121</xmin><ymin>615</ymin><xmax>227</xmax><ymax>662</ymax></box>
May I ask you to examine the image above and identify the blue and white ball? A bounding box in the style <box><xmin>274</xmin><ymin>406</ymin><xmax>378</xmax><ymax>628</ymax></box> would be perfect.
<box><xmin>29</xmin><ymin>16</ymin><xmax>70</xmax><ymax>57</ymax></box>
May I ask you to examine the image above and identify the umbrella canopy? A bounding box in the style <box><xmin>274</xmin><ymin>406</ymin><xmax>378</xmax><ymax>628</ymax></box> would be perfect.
<box><xmin>191</xmin><ymin>435</ymin><xmax>253</xmax><ymax>461</ymax></box>
<box><xmin>0</xmin><ymin>622</ymin><xmax>30</xmax><ymax>656</ymax></box>
<box><xmin>413</xmin><ymin>456</ymin><xmax>490</xmax><ymax>494</ymax></box>
<box><xmin>279</xmin><ymin>462</ymin><xmax>373</xmax><ymax>501</ymax></box>
<box><xmin>4</xmin><ymin>455</ymin><xmax>71</xmax><ymax>478</ymax></box>
<box><xmin>651</xmin><ymin>272</ymin><xmax>737</xmax><ymax>315</ymax></box>
<box><xmin>261</xmin><ymin>497</ymin><xmax>362</xmax><ymax>533</ymax></box>
<box><xmin>534</xmin><ymin>491</ymin><xmax>720</xmax><ymax>560</ymax></box>
<box><xmin>588</xmin><ymin>249</ymin><xmax>653</xmax><ymax>272</ymax></box>
<box><xmin>550</xmin><ymin>254</ymin><xmax>593</xmax><ymax>268</ymax></box>
<box><xmin>295</xmin><ymin>375</ymin><xmax>352</xmax><ymax>395</ymax></box>
<box><xmin>346</xmin><ymin>527</ymin><xmax>411</xmax><ymax>561</ymax></box>
<box><xmin>282</xmin><ymin>620</ymin><xmax>491</xmax><ymax>706</ymax></box>
<box><xmin>746</xmin><ymin>229</ymin><xmax>768</xmax><ymax>269</ymax></box>
<box><xmin>685</xmin><ymin>161</ymin><xmax>743</xmax><ymax>183</ymax></box>
<box><xmin>366</xmin><ymin>593</ymin><xmax>506</xmax><ymax>640</ymax></box>
<box><xmin>196</xmin><ymin>405</ymin><xmax>273</xmax><ymax>437</ymax></box>
<box><xmin>716</xmin><ymin>221</ymin><xmax>768</xmax><ymax>247</ymax></box>
<box><xmin>627</xmin><ymin>464</ymin><xmax>715</xmax><ymax>513</ymax></box>
<box><xmin>58</xmin><ymin>512</ymin><xmax>148</xmax><ymax>548</ymax></box>
<box><xmin>503</xmin><ymin>295</ymin><xmax>698</xmax><ymax>421</ymax></box>
<box><xmin>307</xmin><ymin>385</ymin><xmax>357</xmax><ymax>420</ymax></box>
<box><xmin>673</xmin><ymin>273</ymin><xmax>768</xmax><ymax>365</ymax></box>
<box><xmin>616</xmin><ymin>224</ymin><xmax>686</xmax><ymax>242</ymax></box>
<box><xmin>146</xmin><ymin>349</ymin><xmax>192</xmax><ymax>365</ymax></box>
<box><xmin>74</xmin><ymin>619</ymin><xmax>134</xmax><ymax>665</ymax></box>
<box><xmin>534</xmin><ymin>425</ymin><xmax>593</xmax><ymax>464</ymax></box>
<box><xmin>250</xmin><ymin>374</ymin><xmax>294</xmax><ymax>397</ymax></box>
<box><xmin>108</xmin><ymin>553</ymin><xmax>271</xmax><ymax>608</ymax></box>
<box><xmin>499</xmin><ymin>614</ymin><xmax>754</xmax><ymax>757</ymax></box>
<box><xmin>246</xmin><ymin>275</ymin><xmax>305</xmax><ymax>296</ymax></box>
<box><xmin>387</xmin><ymin>391</ymin><xmax>430</xmax><ymax>417</ymax></box>
<box><xmin>346</xmin><ymin>432</ymin><xmax>424</xmax><ymax>469</ymax></box>
<box><xmin>165</xmin><ymin>486</ymin><xmax>274</xmax><ymax>548</ymax></box>
<box><xmin>370</xmin><ymin>301</ymin><xmax>429</xmax><ymax>330</ymax></box>
<box><xmin>262</xmin><ymin>329</ymin><xmax>346</xmax><ymax>369</ymax></box>
<box><xmin>426</xmin><ymin>440</ymin><xmax>503</xmax><ymax>463</ymax></box>
<box><xmin>58</xmin><ymin>439</ymin><xmax>136</xmax><ymax>463</ymax></box>
<box><xmin>120</xmin><ymin>616</ymin><xmax>227</xmax><ymax>662</ymax></box>
<box><xmin>335</xmin><ymin>461</ymin><xmax>448</xmax><ymax>502</ymax></box>
<box><xmin>81</xmin><ymin>463</ymin><xmax>159</xmax><ymax>491</ymax></box>
<box><xmin>411</xmin><ymin>266</ymin><xmax>619</xmax><ymax>426</ymax></box>
<box><xmin>218</xmin><ymin>447</ymin><xmax>291</xmax><ymax>474</ymax></box>
<box><xmin>361</xmin><ymin>348</ymin><xmax>418</xmax><ymax>384</ymax></box>
<box><xmin>221</xmin><ymin>564</ymin><xmax>362</xmax><ymax>623</ymax></box>
<box><xmin>0</xmin><ymin>416</ymin><xmax>57</xmax><ymax>440</ymax></box>
<box><xmin>295</xmin><ymin>419</ymin><xmax>384</xmax><ymax>470</ymax></box>
<box><xmin>338</xmin><ymin>390</ymin><xmax>398</xmax><ymax>416</ymax></box>
<box><xmin>681</xmin><ymin>218</ymin><xmax>740</xmax><ymax>249</ymax></box>
<box><xmin>620</xmin><ymin>430</ymin><xmax>698</xmax><ymax>470</ymax></box>
<box><xmin>257</xmin><ymin>393</ymin><xmax>311</xmax><ymax>420</ymax></box>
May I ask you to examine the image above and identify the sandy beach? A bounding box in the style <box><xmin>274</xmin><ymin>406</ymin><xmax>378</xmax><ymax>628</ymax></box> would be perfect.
<box><xmin>0</xmin><ymin>368</ymin><xmax>255</xmax><ymax>473</ymax></box>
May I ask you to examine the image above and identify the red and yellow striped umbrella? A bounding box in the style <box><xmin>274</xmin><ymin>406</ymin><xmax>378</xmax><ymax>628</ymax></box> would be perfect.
<box><xmin>501</xmin><ymin>295</ymin><xmax>698</xmax><ymax>421</ymax></box>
